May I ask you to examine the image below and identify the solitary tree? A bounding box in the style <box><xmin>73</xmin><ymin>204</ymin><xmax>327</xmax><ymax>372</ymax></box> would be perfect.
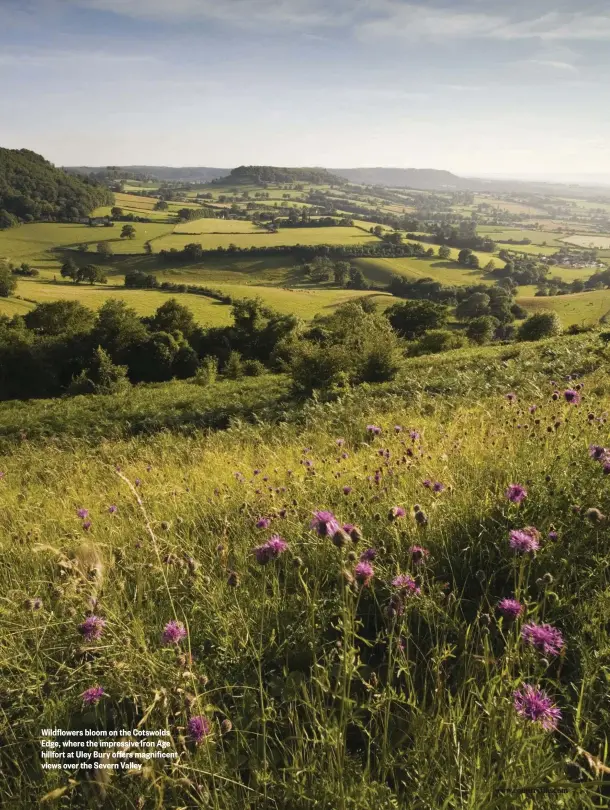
<box><xmin>121</xmin><ymin>224</ymin><xmax>136</xmax><ymax>240</ymax></box>
<box><xmin>61</xmin><ymin>258</ymin><xmax>79</xmax><ymax>282</ymax></box>
<box><xmin>111</xmin><ymin>206</ymin><xmax>124</xmax><ymax>219</ymax></box>
<box><xmin>438</xmin><ymin>245</ymin><xmax>451</xmax><ymax>260</ymax></box>
<box><xmin>154</xmin><ymin>200</ymin><xmax>169</xmax><ymax>211</ymax></box>
<box><xmin>97</xmin><ymin>241</ymin><xmax>113</xmax><ymax>258</ymax></box>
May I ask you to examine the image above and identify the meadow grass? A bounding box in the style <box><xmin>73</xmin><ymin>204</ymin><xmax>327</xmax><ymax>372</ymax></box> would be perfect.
<box><xmin>561</xmin><ymin>235</ymin><xmax>610</xmax><ymax>250</ymax></box>
<box><xmin>517</xmin><ymin>289</ymin><xmax>610</xmax><ymax>326</ymax></box>
<box><xmin>153</xmin><ymin>227</ymin><xmax>378</xmax><ymax>252</ymax></box>
<box><xmin>353</xmin><ymin>256</ymin><xmax>491</xmax><ymax>286</ymax></box>
<box><xmin>1</xmin><ymin>332</ymin><xmax>610</xmax><ymax>808</ymax></box>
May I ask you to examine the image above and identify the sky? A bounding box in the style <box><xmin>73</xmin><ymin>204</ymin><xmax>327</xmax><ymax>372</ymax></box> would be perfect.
<box><xmin>1</xmin><ymin>0</ymin><xmax>610</xmax><ymax>180</ymax></box>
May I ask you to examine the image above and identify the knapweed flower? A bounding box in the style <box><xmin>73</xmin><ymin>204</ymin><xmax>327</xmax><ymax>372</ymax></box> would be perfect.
<box><xmin>188</xmin><ymin>716</ymin><xmax>211</xmax><ymax>743</ymax></box>
<box><xmin>76</xmin><ymin>508</ymin><xmax>89</xmax><ymax>519</ymax></box>
<box><xmin>354</xmin><ymin>561</ymin><xmax>374</xmax><ymax>586</ymax></box>
<box><xmin>422</xmin><ymin>479</ymin><xmax>432</xmax><ymax>488</ymax></box>
<box><xmin>497</xmin><ymin>598</ymin><xmax>523</xmax><ymax>620</ymax></box>
<box><xmin>366</xmin><ymin>425</ymin><xmax>382</xmax><ymax>436</ymax></box>
<box><xmin>522</xmin><ymin>622</ymin><xmax>565</xmax><ymax>656</ymax></box>
<box><xmin>389</xmin><ymin>506</ymin><xmax>406</xmax><ymax>520</ymax></box>
<box><xmin>506</xmin><ymin>392</ymin><xmax>516</xmax><ymax>402</ymax></box>
<box><xmin>343</xmin><ymin>486</ymin><xmax>352</xmax><ymax>495</ymax></box>
<box><xmin>529</xmin><ymin>405</ymin><xmax>537</xmax><ymax>414</ymax></box>
<box><xmin>134</xmin><ymin>478</ymin><xmax>141</xmax><ymax>487</ymax></box>
<box><xmin>108</xmin><ymin>505</ymin><xmax>117</xmax><ymax>514</ymax></box>
<box><xmin>564</xmin><ymin>389</ymin><xmax>580</xmax><ymax>405</ymax></box>
<box><xmin>78</xmin><ymin>615</ymin><xmax>106</xmax><ymax>641</ymax></box>
<box><xmin>432</xmin><ymin>482</ymin><xmax>445</xmax><ymax>493</ymax></box>
<box><xmin>548</xmin><ymin>530</ymin><xmax>558</xmax><ymax>540</ymax></box>
<box><xmin>394</xmin><ymin>425</ymin><xmax>403</xmax><ymax>433</ymax></box>
<box><xmin>81</xmin><ymin>686</ymin><xmax>105</xmax><ymax>706</ymax></box>
<box><xmin>254</xmin><ymin>535</ymin><xmax>288</xmax><ymax>564</ymax></box>
<box><xmin>409</xmin><ymin>430</ymin><xmax>420</xmax><ymax>441</ymax></box>
<box><xmin>310</xmin><ymin>510</ymin><xmax>341</xmax><ymax>537</ymax></box>
<box><xmin>506</xmin><ymin>484</ymin><xmax>527</xmax><ymax>504</ymax></box>
<box><xmin>359</xmin><ymin>548</ymin><xmax>377</xmax><ymax>561</ymax></box>
<box><xmin>336</xmin><ymin>438</ymin><xmax>345</xmax><ymax>447</ymax></box>
<box><xmin>513</xmin><ymin>684</ymin><xmax>561</xmax><ymax>731</ymax></box>
<box><xmin>24</xmin><ymin>597</ymin><xmax>43</xmax><ymax>611</ymax></box>
<box><xmin>509</xmin><ymin>527</ymin><xmax>540</xmax><ymax>553</ymax></box>
<box><xmin>256</xmin><ymin>517</ymin><xmax>271</xmax><ymax>529</ymax></box>
<box><xmin>589</xmin><ymin>444</ymin><xmax>607</xmax><ymax>461</ymax></box>
<box><xmin>408</xmin><ymin>545</ymin><xmax>429</xmax><ymax>564</ymax></box>
<box><xmin>162</xmin><ymin>620</ymin><xmax>187</xmax><ymax>645</ymax></box>
<box><xmin>392</xmin><ymin>574</ymin><xmax>421</xmax><ymax>596</ymax></box>
<box><xmin>82</xmin><ymin>520</ymin><xmax>92</xmax><ymax>531</ymax></box>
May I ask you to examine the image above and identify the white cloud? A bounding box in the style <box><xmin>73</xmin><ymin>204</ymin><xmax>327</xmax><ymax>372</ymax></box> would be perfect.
<box><xmin>0</xmin><ymin>50</ymin><xmax>159</xmax><ymax>67</ymax></box>
<box><xmin>525</xmin><ymin>59</ymin><xmax>577</xmax><ymax>70</ymax></box>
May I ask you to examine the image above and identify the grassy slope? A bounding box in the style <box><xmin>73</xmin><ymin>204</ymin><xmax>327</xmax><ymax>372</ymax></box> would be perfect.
<box><xmin>1</xmin><ymin>334</ymin><xmax>610</xmax><ymax>808</ymax></box>
<box><xmin>517</xmin><ymin>289</ymin><xmax>610</xmax><ymax>326</ymax></box>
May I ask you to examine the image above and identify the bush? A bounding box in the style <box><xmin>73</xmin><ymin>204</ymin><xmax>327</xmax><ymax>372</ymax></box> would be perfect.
<box><xmin>224</xmin><ymin>351</ymin><xmax>244</xmax><ymax>379</ymax></box>
<box><xmin>0</xmin><ymin>263</ymin><xmax>17</xmax><ymax>297</ymax></box>
<box><xmin>466</xmin><ymin>316</ymin><xmax>499</xmax><ymax>346</ymax></box>
<box><xmin>243</xmin><ymin>359</ymin><xmax>266</xmax><ymax>377</ymax></box>
<box><xmin>194</xmin><ymin>356</ymin><xmax>219</xmax><ymax>386</ymax></box>
<box><xmin>411</xmin><ymin>329</ymin><xmax>466</xmax><ymax>356</ymax></box>
<box><xmin>517</xmin><ymin>311</ymin><xmax>562</xmax><ymax>341</ymax></box>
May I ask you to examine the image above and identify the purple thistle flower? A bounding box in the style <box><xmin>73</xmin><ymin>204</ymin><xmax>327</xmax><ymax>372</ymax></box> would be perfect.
<box><xmin>432</xmin><ymin>482</ymin><xmax>445</xmax><ymax>493</ymax></box>
<box><xmin>422</xmin><ymin>479</ymin><xmax>432</xmax><ymax>488</ymax></box>
<box><xmin>108</xmin><ymin>505</ymin><xmax>117</xmax><ymax>514</ymax></box>
<box><xmin>366</xmin><ymin>424</ymin><xmax>382</xmax><ymax>436</ymax></box>
<box><xmin>529</xmin><ymin>405</ymin><xmax>537</xmax><ymax>414</ymax></box>
<box><xmin>134</xmin><ymin>478</ymin><xmax>141</xmax><ymax>487</ymax></box>
<box><xmin>359</xmin><ymin>547</ymin><xmax>377</xmax><ymax>562</ymax></box>
<box><xmin>336</xmin><ymin>438</ymin><xmax>345</xmax><ymax>446</ymax></box>
<box><xmin>354</xmin><ymin>561</ymin><xmax>374</xmax><ymax>586</ymax></box>
<box><xmin>589</xmin><ymin>444</ymin><xmax>607</xmax><ymax>461</ymax></box>
<box><xmin>78</xmin><ymin>615</ymin><xmax>106</xmax><ymax>642</ymax></box>
<box><xmin>341</xmin><ymin>452</ymin><xmax>349</xmax><ymax>460</ymax></box>
<box><xmin>162</xmin><ymin>620</ymin><xmax>187</xmax><ymax>645</ymax></box>
<box><xmin>513</xmin><ymin>684</ymin><xmax>561</xmax><ymax>731</ymax></box>
<box><xmin>509</xmin><ymin>527</ymin><xmax>540</xmax><ymax>553</ymax></box>
<box><xmin>603</xmin><ymin>462</ymin><xmax>610</xmax><ymax>475</ymax></box>
<box><xmin>408</xmin><ymin>545</ymin><xmax>429</xmax><ymax>564</ymax></box>
<box><xmin>310</xmin><ymin>510</ymin><xmax>341</xmax><ymax>537</ymax></box>
<box><xmin>256</xmin><ymin>517</ymin><xmax>271</xmax><ymax>529</ymax></box>
<box><xmin>394</xmin><ymin>425</ymin><xmax>403</xmax><ymax>433</ymax></box>
<box><xmin>254</xmin><ymin>535</ymin><xmax>288</xmax><ymax>565</ymax></box>
<box><xmin>188</xmin><ymin>715</ymin><xmax>211</xmax><ymax>743</ymax></box>
<box><xmin>548</xmin><ymin>530</ymin><xmax>558</xmax><ymax>540</ymax></box>
<box><xmin>506</xmin><ymin>392</ymin><xmax>516</xmax><ymax>402</ymax></box>
<box><xmin>82</xmin><ymin>520</ymin><xmax>92</xmax><ymax>531</ymax></box>
<box><xmin>506</xmin><ymin>484</ymin><xmax>527</xmax><ymax>504</ymax></box>
<box><xmin>522</xmin><ymin>622</ymin><xmax>565</xmax><ymax>656</ymax></box>
<box><xmin>389</xmin><ymin>506</ymin><xmax>406</xmax><ymax>519</ymax></box>
<box><xmin>253</xmin><ymin>469</ymin><xmax>261</xmax><ymax>476</ymax></box>
<box><xmin>563</xmin><ymin>389</ymin><xmax>580</xmax><ymax>405</ymax></box>
<box><xmin>0</xmin><ymin>472</ymin><xmax>5</xmax><ymax>479</ymax></box>
<box><xmin>81</xmin><ymin>686</ymin><xmax>105</xmax><ymax>706</ymax></box>
<box><xmin>77</xmin><ymin>508</ymin><xmax>89</xmax><ymax>519</ymax></box>
<box><xmin>343</xmin><ymin>486</ymin><xmax>352</xmax><ymax>495</ymax></box>
<box><xmin>409</xmin><ymin>430</ymin><xmax>420</xmax><ymax>441</ymax></box>
<box><xmin>392</xmin><ymin>574</ymin><xmax>421</xmax><ymax>595</ymax></box>
<box><xmin>497</xmin><ymin>598</ymin><xmax>523</xmax><ymax>620</ymax></box>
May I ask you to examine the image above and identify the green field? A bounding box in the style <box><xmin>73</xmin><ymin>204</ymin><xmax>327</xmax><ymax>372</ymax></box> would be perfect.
<box><xmin>353</xmin><ymin>256</ymin><xmax>489</xmax><ymax>286</ymax></box>
<box><xmin>153</xmin><ymin>226</ymin><xmax>378</xmax><ymax>251</ymax></box>
<box><xmin>173</xmin><ymin>219</ymin><xmax>263</xmax><ymax>235</ymax></box>
<box><xmin>517</xmin><ymin>289</ymin><xmax>610</xmax><ymax>326</ymax></box>
<box><xmin>561</xmin><ymin>234</ymin><xmax>610</xmax><ymax>249</ymax></box>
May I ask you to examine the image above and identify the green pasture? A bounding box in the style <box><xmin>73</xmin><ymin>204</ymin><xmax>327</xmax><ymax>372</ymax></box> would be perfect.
<box><xmin>153</xmin><ymin>226</ymin><xmax>378</xmax><ymax>252</ymax></box>
<box><xmin>517</xmin><ymin>289</ymin><xmax>610</xmax><ymax>326</ymax></box>
<box><xmin>560</xmin><ymin>234</ymin><xmax>610</xmax><ymax>249</ymax></box>
<box><xmin>353</xmin><ymin>256</ymin><xmax>489</xmax><ymax>286</ymax></box>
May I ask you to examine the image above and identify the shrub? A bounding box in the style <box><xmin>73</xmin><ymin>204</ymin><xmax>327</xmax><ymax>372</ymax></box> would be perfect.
<box><xmin>194</xmin><ymin>356</ymin><xmax>219</xmax><ymax>386</ymax></box>
<box><xmin>224</xmin><ymin>351</ymin><xmax>244</xmax><ymax>379</ymax></box>
<box><xmin>243</xmin><ymin>359</ymin><xmax>266</xmax><ymax>377</ymax></box>
<box><xmin>466</xmin><ymin>316</ymin><xmax>499</xmax><ymax>346</ymax></box>
<box><xmin>517</xmin><ymin>311</ymin><xmax>562</xmax><ymax>341</ymax></box>
<box><xmin>411</xmin><ymin>329</ymin><xmax>466</xmax><ymax>356</ymax></box>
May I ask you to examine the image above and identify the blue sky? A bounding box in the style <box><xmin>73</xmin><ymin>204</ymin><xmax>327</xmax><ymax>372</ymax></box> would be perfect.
<box><xmin>1</xmin><ymin>0</ymin><xmax>610</xmax><ymax>179</ymax></box>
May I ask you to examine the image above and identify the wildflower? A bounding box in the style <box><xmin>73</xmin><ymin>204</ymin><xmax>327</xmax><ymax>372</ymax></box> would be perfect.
<box><xmin>78</xmin><ymin>615</ymin><xmax>106</xmax><ymax>641</ymax></box>
<box><xmin>220</xmin><ymin>719</ymin><xmax>233</xmax><ymax>735</ymax></box>
<box><xmin>82</xmin><ymin>520</ymin><xmax>92</xmax><ymax>531</ymax></box>
<box><xmin>563</xmin><ymin>389</ymin><xmax>581</xmax><ymax>405</ymax></box>
<box><xmin>162</xmin><ymin>620</ymin><xmax>187</xmax><ymax>645</ymax></box>
<box><xmin>408</xmin><ymin>545</ymin><xmax>429</xmax><ymax>564</ymax></box>
<box><xmin>589</xmin><ymin>444</ymin><xmax>607</xmax><ymax>461</ymax></box>
<box><xmin>108</xmin><ymin>505</ymin><xmax>117</xmax><ymax>514</ymax></box>
<box><xmin>227</xmin><ymin>571</ymin><xmax>240</xmax><ymax>587</ymax></box>
<box><xmin>336</xmin><ymin>438</ymin><xmax>345</xmax><ymax>446</ymax></box>
<box><xmin>389</xmin><ymin>506</ymin><xmax>406</xmax><ymax>520</ymax></box>
<box><xmin>343</xmin><ymin>486</ymin><xmax>352</xmax><ymax>495</ymax></box>
<box><xmin>341</xmin><ymin>452</ymin><xmax>349</xmax><ymax>460</ymax></box>
<box><xmin>354</xmin><ymin>561</ymin><xmax>374</xmax><ymax>586</ymax></box>
<box><xmin>24</xmin><ymin>597</ymin><xmax>43</xmax><ymax>611</ymax></box>
<box><xmin>392</xmin><ymin>574</ymin><xmax>421</xmax><ymax>595</ymax></box>
<box><xmin>310</xmin><ymin>510</ymin><xmax>341</xmax><ymax>537</ymax></box>
<box><xmin>409</xmin><ymin>430</ymin><xmax>420</xmax><ymax>441</ymax></box>
<box><xmin>81</xmin><ymin>686</ymin><xmax>105</xmax><ymax>706</ymax></box>
<box><xmin>548</xmin><ymin>530</ymin><xmax>558</xmax><ymax>540</ymax></box>
<box><xmin>506</xmin><ymin>484</ymin><xmax>527</xmax><ymax>504</ymax></box>
<box><xmin>188</xmin><ymin>716</ymin><xmax>211</xmax><ymax>743</ymax></box>
<box><xmin>394</xmin><ymin>425</ymin><xmax>402</xmax><ymax>433</ymax></box>
<box><xmin>585</xmin><ymin>507</ymin><xmax>605</xmax><ymax>523</ymax></box>
<box><xmin>254</xmin><ymin>535</ymin><xmax>288</xmax><ymax>565</ymax></box>
<box><xmin>256</xmin><ymin>517</ymin><xmax>271</xmax><ymax>529</ymax></box>
<box><xmin>76</xmin><ymin>508</ymin><xmax>89</xmax><ymax>519</ymax></box>
<box><xmin>522</xmin><ymin>622</ymin><xmax>565</xmax><ymax>656</ymax></box>
<box><xmin>506</xmin><ymin>393</ymin><xmax>516</xmax><ymax>402</ymax></box>
<box><xmin>134</xmin><ymin>478</ymin><xmax>141</xmax><ymax>487</ymax></box>
<box><xmin>529</xmin><ymin>405</ymin><xmax>537</xmax><ymax>413</ymax></box>
<box><xmin>332</xmin><ymin>528</ymin><xmax>350</xmax><ymax>548</ymax></box>
<box><xmin>603</xmin><ymin>462</ymin><xmax>610</xmax><ymax>475</ymax></box>
<box><xmin>509</xmin><ymin>527</ymin><xmax>540</xmax><ymax>553</ymax></box>
<box><xmin>359</xmin><ymin>548</ymin><xmax>377</xmax><ymax>561</ymax></box>
<box><xmin>253</xmin><ymin>469</ymin><xmax>261</xmax><ymax>476</ymax></box>
<box><xmin>497</xmin><ymin>598</ymin><xmax>523</xmax><ymax>620</ymax></box>
<box><xmin>422</xmin><ymin>479</ymin><xmax>432</xmax><ymax>488</ymax></box>
<box><xmin>513</xmin><ymin>684</ymin><xmax>561</xmax><ymax>731</ymax></box>
<box><xmin>414</xmin><ymin>510</ymin><xmax>428</xmax><ymax>526</ymax></box>
<box><xmin>366</xmin><ymin>425</ymin><xmax>382</xmax><ymax>436</ymax></box>
<box><xmin>432</xmin><ymin>482</ymin><xmax>445</xmax><ymax>493</ymax></box>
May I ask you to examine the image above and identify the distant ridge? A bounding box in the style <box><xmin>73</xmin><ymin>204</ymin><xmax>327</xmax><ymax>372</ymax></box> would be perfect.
<box><xmin>67</xmin><ymin>166</ymin><xmax>230</xmax><ymax>182</ymax></box>
<box><xmin>330</xmin><ymin>167</ymin><xmax>468</xmax><ymax>190</ymax></box>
